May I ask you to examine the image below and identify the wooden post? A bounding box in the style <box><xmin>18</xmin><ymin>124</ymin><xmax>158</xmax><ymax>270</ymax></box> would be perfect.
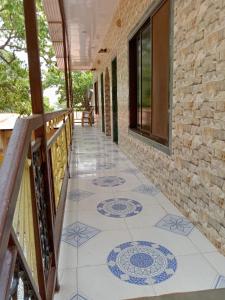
<box><xmin>58</xmin><ymin>0</ymin><xmax>74</xmax><ymax>139</ymax></box>
<box><xmin>68</xmin><ymin>52</ymin><xmax>74</xmax><ymax>107</ymax></box>
<box><xmin>58</xmin><ymin>0</ymin><xmax>70</xmax><ymax>109</ymax></box>
<box><xmin>23</xmin><ymin>0</ymin><xmax>57</xmax><ymax>297</ymax></box>
<box><xmin>23</xmin><ymin>0</ymin><xmax>44</xmax><ymax>115</ymax></box>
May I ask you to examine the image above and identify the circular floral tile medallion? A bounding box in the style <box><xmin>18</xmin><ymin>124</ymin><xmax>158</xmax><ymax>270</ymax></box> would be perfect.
<box><xmin>97</xmin><ymin>198</ymin><xmax>142</xmax><ymax>218</ymax></box>
<box><xmin>92</xmin><ymin>176</ymin><xmax>126</xmax><ymax>187</ymax></box>
<box><xmin>107</xmin><ymin>241</ymin><xmax>177</xmax><ymax>285</ymax></box>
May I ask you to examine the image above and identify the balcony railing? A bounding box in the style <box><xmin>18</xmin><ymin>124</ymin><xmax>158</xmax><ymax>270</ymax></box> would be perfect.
<box><xmin>0</xmin><ymin>109</ymin><xmax>73</xmax><ymax>299</ymax></box>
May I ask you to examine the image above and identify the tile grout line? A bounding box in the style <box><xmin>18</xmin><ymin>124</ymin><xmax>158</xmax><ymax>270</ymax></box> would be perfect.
<box><xmin>63</xmin><ymin>126</ymin><xmax>224</xmax><ymax>299</ymax></box>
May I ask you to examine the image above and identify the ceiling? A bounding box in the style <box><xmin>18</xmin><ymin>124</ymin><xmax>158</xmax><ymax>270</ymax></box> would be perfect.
<box><xmin>44</xmin><ymin>0</ymin><xmax>119</xmax><ymax>70</ymax></box>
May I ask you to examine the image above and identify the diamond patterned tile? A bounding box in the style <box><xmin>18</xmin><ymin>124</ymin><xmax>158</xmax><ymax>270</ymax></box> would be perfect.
<box><xmin>215</xmin><ymin>275</ymin><xmax>225</xmax><ymax>289</ymax></box>
<box><xmin>67</xmin><ymin>190</ymin><xmax>95</xmax><ymax>201</ymax></box>
<box><xmin>132</xmin><ymin>184</ymin><xmax>159</xmax><ymax>196</ymax></box>
<box><xmin>155</xmin><ymin>214</ymin><xmax>194</xmax><ymax>236</ymax></box>
<box><xmin>71</xmin><ymin>294</ymin><xmax>88</xmax><ymax>300</ymax></box>
<box><xmin>61</xmin><ymin>222</ymin><xmax>101</xmax><ymax>247</ymax></box>
<box><xmin>122</xmin><ymin>168</ymin><xmax>140</xmax><ymax>175</ymax></box>
<box><xmin>96</xmin><ymin>162</ymin><xmax>116</xmax><ymax>170</ymax></box>
<box><xmin>93</xmin><ymin>176</ymin><xmax>126</xmax><ymax>187</ymax></box>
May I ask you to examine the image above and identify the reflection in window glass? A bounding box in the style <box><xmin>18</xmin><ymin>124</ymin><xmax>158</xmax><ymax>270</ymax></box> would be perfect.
<box><xmin>141</xmin><ymin>24</ymin><xmax>151</xmax><ymax>134</ymax></box>
<box><xmin>137</xmin><ymin>36</ymin><xmax>142</xmax><ymax>129</ymax></box>
<box><xmin>135</xmin><ymin>21</ymin><xmax>151</xmax><ymax>134</ymax></box>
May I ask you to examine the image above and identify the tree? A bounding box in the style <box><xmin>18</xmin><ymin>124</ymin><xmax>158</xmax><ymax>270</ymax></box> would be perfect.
<box><xmin>0</xmin><ymin>0</ymin><xmax>94</xmax><ymax>114</ymax></box>
<box><xmin>72</xmin><ymin>71</ymin><xmax>93</xmax><ymax>109</ymax></box>
<box><xmin>44</xmin><ymin>66</ymin><xmax>93</xmax><ymax>110</ymax></box>
<box><xmin>0</xmin><ymin>0</ymin><xmax>54</xmax><ymax>114</ymax></box>
<box><xmin>0</xmin><ymin>58</ymin><xmax>31</xmax><ymax>114</ymax></box>
<box><xmin>43</xmin><ymin>65</ymin><xmax>65</xmax><ymax>105</ymax></box>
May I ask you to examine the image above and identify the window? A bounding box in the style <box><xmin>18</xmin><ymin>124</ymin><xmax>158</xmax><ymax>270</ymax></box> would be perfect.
<box><xmin>129</xmin><ymin>0</ymin><xmax>170</xmax><ymax>146</ymax></box>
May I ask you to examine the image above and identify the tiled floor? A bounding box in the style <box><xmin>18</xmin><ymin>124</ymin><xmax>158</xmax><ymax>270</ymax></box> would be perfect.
<box><xmin>55</xmin><ymin>126</ymin><xmax>225</xmax><ymax>300</ymax></box>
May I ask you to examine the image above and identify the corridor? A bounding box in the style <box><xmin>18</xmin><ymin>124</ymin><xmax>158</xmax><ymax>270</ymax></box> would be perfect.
<box><xmin>55</xmin><ymin>126</ymin><xmax>225</xmax><ymax>300</ymax></box>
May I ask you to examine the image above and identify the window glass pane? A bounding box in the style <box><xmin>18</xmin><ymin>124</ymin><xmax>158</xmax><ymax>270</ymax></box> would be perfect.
<box><xmin>137</xmin><ymin>35</ymin><xmax>142</xmax><ymax>129</ymax></box>
<box><xmin>141</xmin><ymin>23</ymin><xmax>151</xmax><ymax>134</ymax></box>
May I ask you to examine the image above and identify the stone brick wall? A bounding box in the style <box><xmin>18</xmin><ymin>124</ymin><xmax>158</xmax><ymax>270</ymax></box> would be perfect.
<box><xmin>93</xmin><ymin>0</ymin><xmax>225</xmax><ymax>255</ymax></box>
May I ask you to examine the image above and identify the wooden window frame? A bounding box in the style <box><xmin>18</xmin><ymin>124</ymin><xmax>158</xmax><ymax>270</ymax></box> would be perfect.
<box><xmin>129</xmin><ymin>0</ymin><xmax>171</xmax><ymax>148</ymax></box>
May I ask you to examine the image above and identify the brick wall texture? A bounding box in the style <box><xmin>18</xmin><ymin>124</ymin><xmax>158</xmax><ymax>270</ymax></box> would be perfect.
<box><xmin>94</xmin><ymin>0</ymin><xmax>225</xmax><ymax>255</ymax></box>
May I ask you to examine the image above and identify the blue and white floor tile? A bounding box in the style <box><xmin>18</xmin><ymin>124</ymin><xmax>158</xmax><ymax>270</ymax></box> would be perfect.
<box><xmin>107</xmin><ymin>241</ymin><xmax>177</xmax><ymax>285</ymax></box>
<box><xmin>132</xmin><ymin>184</ymin><xmax>160</xmax><ymax>197</ymax></box>
<box><xmin>61</xmin><ymin>221</ymin><xmax>101</xmax><ymax>248</ymax></box>
<box><xmin>97</xmin><ymin>197</ymin><xmax>143</xmax><ymax>218</ymax></box>
<box><xmin>214</xmin><ymin>275</ymin><xmax>225</xmax><ymax>289</ymax></box>
<box><xmin>70</xmin><ymin>293</ymin><xmax>88</xmax><ymax>300</ymax></box>
<box><xmin>155</xmin><ymin>214</ymin><xmax>194</xmax><ymax>236</ymax></box>
<box><xmin>55</xmin><ymin>126</ymin><xmax>225</xmax><ymax>300</ymax></box>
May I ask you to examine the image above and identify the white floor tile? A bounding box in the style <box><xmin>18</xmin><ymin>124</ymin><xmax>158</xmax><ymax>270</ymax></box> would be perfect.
<box><xmin>78</xmin><ymin>265</ymin><xmax>156</xmax><ymax>300</ymax></box>
<box><xmin>78</xmin><ymin>210</ymin><xmax>127</xmax><ymax>231</ymax></box>
<box><xmin>78</xmin><ymin>192</ymin><xmax>113</xmax><ymax>212</ymax></box>
<box><xmin>63</xmin><ymin>211</ymin><xmax>78</xmax><ymax>226</ymax></box>
<box><xmin>204</xmin><ymin>251</ymin><xmax>225</xmax><ymax>275</ymax></box>
<box><xmin>58</xmin><ymin>242</ymin><xmax>78</xmax><ymax>270</ymax></box>
<box><xmin>130</xmin><ymin>227</ymin><xmax>200</xmax><ymax>256</ymax></box>
<box><xmin>154</xmin><ymin>254</ymin><xmax>218</xmax><ymax>295</ymax></box>
<box><xmin>188</xmin><ymin>229</ymin><xmax>217</xmax><ymax>253</ymax></box>
<box><xmin>155</xmin><ymin>193</ymin><xmax>183</xmax><ymax>215</ymax></box>
<box><xmin>55</xmin><ymin>126</ymin><xmax>225</xmax><ymax>300</ymax></box>
<box><xmin>54</xmin><ymin>268</ymin><xmax>77</xmax><ymax>300</ymax></box>
<box><xmin>64</xmin><ymin>197</ymin><xmax>79</xmax><ymax>213</ymax></box>
<box><xmin>125</xmin><ymin>205</ymin><xmax>167</xmax><ymax>229</ymax></box>
<box><xmin>112</xmin><ymin>190</ymin><xmax>161</xmax><ymax>206</ymax></box>
<box><xmin>78</xmin><ymin>229</ymin><xmax>131</xmax><ymax>267</ymax></box>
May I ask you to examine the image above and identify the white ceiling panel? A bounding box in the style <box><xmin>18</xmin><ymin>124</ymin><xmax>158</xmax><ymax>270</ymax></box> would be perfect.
<box><xmin>43</xmin><ymin>0</ymin><xmax>62</xmax><ymax>22</ymax></box>
<box><xmin>63</xmin><ymin>0</ymin><xmax>119</xmax><ymax>70</ymax></box>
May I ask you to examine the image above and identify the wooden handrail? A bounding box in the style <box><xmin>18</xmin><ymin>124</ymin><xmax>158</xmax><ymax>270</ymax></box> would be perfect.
<box><xmin>47</xmin><ymin>123</ymin><xmax>66</xmax><ymax>150</ymax></box>
<box><xmin>44</xmin><ymin>109</ymin><xmax>71</xmax><ymax>123</ymax></box>
<box><xmin>0</xmin><ymin>117</ymin><xmax>40</xmax><ymax>267</ymax></box>
<box><xmin>0</xmin><ymin>109</ymin><xmax>72</xmax><ymax>299</ymax></box>
<box><xmin>0</xmin><ymin>110</ymin><xmax>68</xmax><ymax>265</ymax></box>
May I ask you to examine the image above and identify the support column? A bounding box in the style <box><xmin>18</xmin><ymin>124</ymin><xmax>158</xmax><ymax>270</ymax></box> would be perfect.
<box><xmin>23</xmin><ymin>1</ymin><xmax>56</xmax><ymax>298</ymax></box>
<box><xmin>58</xmin><ymin>0</ymin><xmax>71</xmax><ymax>109</ymax></box>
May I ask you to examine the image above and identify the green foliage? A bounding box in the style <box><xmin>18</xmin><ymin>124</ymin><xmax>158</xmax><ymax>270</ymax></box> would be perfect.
<box><xmin>0</xmin><ymin>0</ymin><xmax>55</xmax><ymax>114</ymax></box>
<box><xmin>43</xmin><ymin>65</ymin><xmax>65</xmax><ymax>103</ymax></box>
<box><xmin>0</xmin><ymin>0</ymin><xmax>93</xmax><ymax>114</ymax></box>
<box><xmin>0</xmin><ymin>58</ymin><xmax>31</xmax><ymax>114</ymax></box>
<box><xmin>44</xmin><ymin>67</ymin><xmax>94</xmax><ymax>110</ymax></box>
<box><xmin>72</xmin><ymin>71</ymin><xmax>93</xmax><ymax>109</ymax></box>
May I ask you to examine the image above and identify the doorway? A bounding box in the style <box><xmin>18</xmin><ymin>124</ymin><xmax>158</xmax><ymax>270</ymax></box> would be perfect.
<box><xmin>94</xmin><ymin>81</ymin><xmax>99</xmax><ymax>115</ymax></box>
<box><xmin>104</xmin><ymin>67</ymin><xmax>111</xmax><ymax>136</ymax></box>
<box><xmin>111</xmin><ymin>58</ymin><xmax>118</xmax><ymax>143</ymax></box>
<box><xmin>100</xmin><ymin>73</ymin><xmax>105</xmax><ymax>132</ymax></box>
